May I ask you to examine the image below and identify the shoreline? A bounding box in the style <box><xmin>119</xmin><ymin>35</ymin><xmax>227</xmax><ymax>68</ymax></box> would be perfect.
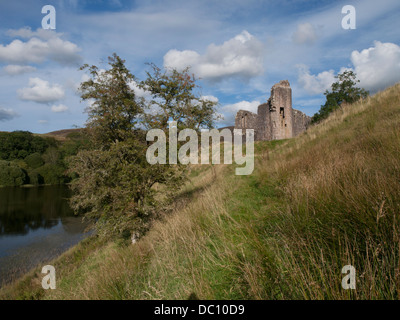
<box><xmin>0</xmin><ymin>183</ymin><xmax>72</xmax><ymax>188</ymax></box>
<box><xmin>0</xmin><ymin>228</ymin><xmax>92</xmax><ymax>289</ymax></box>
<box><xmin>0</xmin><ymin>234</ymin><xmax>102</xmax><ymax>299</ymax></box>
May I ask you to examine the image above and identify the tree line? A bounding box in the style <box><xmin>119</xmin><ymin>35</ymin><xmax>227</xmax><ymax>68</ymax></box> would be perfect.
<box><xmin>0</xmin><ymin>130</ymin><xmax>88</xmax><ymax>187</ymax></box>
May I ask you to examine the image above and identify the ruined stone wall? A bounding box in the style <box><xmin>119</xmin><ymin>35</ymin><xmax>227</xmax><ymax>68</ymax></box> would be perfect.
<box><xmin>292</xmin><ymin>109</ymin><xmax>311</xmax><ymax>136</ymax></box>
<box><xmin>257</xmin><ymin>103</ymin><xmax>272</xmax><ymax>141</ymax></box>
<box><xmin>234</xmin><ymin>110</ymin><xmax>261</xmax><ymax>140</ymax></box>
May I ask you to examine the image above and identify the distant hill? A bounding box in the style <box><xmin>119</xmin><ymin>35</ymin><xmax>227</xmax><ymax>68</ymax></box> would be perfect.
<box><xmin>40</xmin><ymin>128</ymin><xmax>83</xmax><ymax>141</ymax></box>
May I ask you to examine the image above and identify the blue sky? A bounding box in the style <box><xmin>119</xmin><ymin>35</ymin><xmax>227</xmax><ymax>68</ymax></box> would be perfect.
<box><xmin>1</xmin><ymin>0</ymin><xmax>400</xmax><ymax>133</ymax></box>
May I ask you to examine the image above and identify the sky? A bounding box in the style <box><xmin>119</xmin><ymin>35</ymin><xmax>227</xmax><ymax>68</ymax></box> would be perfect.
<box><xmin>1</xmin><ymin>0</ymin><xmax>400</xmax><ymax>133</ymax></box>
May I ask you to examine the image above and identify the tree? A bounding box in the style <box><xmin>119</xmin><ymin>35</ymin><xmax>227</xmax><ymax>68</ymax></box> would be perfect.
<box><xmin>25</xmin><ymin>152</ymin><xmax>44</xmax><ymax>169</ymax></box>
<box><xmin>0</xmin><ymin>160</ymin><xmax>27</xmax><ymax>186</ymax></box>
<box><xmin>141</xmin><ymin>63</ymin><xmax>219</xmax><ymax>131</ymax></box>
<box><xmin>60</xmin><ymin>130</ymin><xmax>91</xmax><ymax>158</ymax></box>
<box><xmin>312</xmin><ymin>70</ymin><xmax>369</xmax><ymax>124</ymax></box>
<box><xmin>34</xmin><ymin>163</ymin><xmax>65</xmax><ymax>185</ymax></box>
<box><xmin>68</xmin><ymin>137</ymin><xmax>182</xmax><ymax>238</ymax></box>
<box><xmin>69</xmin><ymin>55</ymin><xmax>216</xmax><ymax>239</ymax></box>
<box><xmin>79</xmin><ymin>53</ymin><xmax>143</xmax><ymax>147</ymax></box>
<box><xmin>0</xmin><ymin>131</ymin><xmax>56</xmax><ymax>160</ymax></box>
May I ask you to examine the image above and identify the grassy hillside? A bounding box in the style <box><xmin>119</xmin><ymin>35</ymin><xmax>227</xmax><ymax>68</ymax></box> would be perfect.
<box><xmin>1</xmin><ymin>83</ymin><xmax>400</xmax><ymax>300</ymax></box>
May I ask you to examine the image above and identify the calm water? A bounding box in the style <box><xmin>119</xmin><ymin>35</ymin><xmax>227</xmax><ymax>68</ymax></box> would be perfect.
<box><xmin>0</xmin><ymin>185</ymin><xmax>90</xmax><ymax>287</ymax></box>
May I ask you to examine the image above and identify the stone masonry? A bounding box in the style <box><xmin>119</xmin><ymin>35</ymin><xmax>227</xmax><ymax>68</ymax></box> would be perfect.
<box><xmin>234</xmin><ymin>80</ymin><xmax>310</xmax><ymax>141</ymax></box>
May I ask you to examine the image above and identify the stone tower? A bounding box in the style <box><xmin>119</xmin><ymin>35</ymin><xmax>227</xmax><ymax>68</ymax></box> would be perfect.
<box><xmin>234</xmin><ymin>80</ymin><xmax>310</xmax><ymax>141</ymax></box>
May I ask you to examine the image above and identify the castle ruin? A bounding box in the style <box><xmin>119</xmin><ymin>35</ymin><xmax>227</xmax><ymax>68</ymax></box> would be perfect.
<box><xmin>234</xmin><ymin>80</ymin><xmax>310</xmax><ymax>141</ymax></box>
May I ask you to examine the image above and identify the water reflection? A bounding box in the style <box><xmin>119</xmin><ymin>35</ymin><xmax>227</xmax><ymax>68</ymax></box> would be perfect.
<box><xmin>0</xmin><ymin>185</ymin><xmax>74</xmax><ymax>236</ymax></box>
<box><xmin>0</xmin><ymin>185</ymin><xmax>90</xmax><ymax>287</ymax></box>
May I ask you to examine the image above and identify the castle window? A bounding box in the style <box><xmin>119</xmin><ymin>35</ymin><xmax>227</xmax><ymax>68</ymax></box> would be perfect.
<box><xmin>241</xmin><ymin>114</ymin><xmax>248</xmax><ymax>127</ymax></box>
<box><xmin>280</xmin><ymin>107</ymin><xmax>285</xmax><ymax>118</ymax></box>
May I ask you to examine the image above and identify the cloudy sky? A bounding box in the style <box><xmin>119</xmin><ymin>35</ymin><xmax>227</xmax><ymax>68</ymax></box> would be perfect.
<box><xmin>1</xmin><ymin>0</ymin><xmax>400</xmax><ymax>133</ymax></box>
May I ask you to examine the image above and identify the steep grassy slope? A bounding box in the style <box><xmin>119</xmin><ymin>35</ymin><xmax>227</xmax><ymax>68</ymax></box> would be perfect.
<box><xmin>1</xmin><ymin>83</ymin><xmax>400</xmax><ymax>300</ymax></box>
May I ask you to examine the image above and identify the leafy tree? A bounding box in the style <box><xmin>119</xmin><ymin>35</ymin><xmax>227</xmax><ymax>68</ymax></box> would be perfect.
<box><xmin>70</xmin><ymin>54</ymin><xmax>155</xmax><ymax>237</ymax></box>
<box><xmin>69</xmin><ymin>55</ymin><xmax>217</xmax><ymax>239</ymax></box>
<box><xmin>68</xmin><ymin>136</ymin><xmax>182</xmax><ymax>237</ymax></box>
<box><xmin>0</xmin><ymin>131</ymin><xmax>57</xmax><ymax>160</ymax></box>
<box><xmin>27</xmin><ymin>169</ymin><xmax>44</xmax><ymax>185</ymax></box>
<box><xmin>25</xmin><ymin>152</ymin><xmax>44</xmax><ymax>169</ymax></box>
<box><xmin>42</xmin><ymin>147</ymin><xmax>60</xmax><ymax>165</ymax></box>
<box><xmin>312</xmin><ymin>70</ymin><xmax>369</xmax><ymax>124</ymax></box>
<box><xmin>141</xmin><ymin>63</ymin><xmax>219</xmax><ymax>131</ymax></box>
<box><xmin>37</xmin><ymin>163</ymin><xmax>66</xmax><ymax>185</ymax></box>
<box><xmin>0</xmin><ymin>160</ymin><xmax>27</xmax><ymax>186</ymax></box>
<box><xmin>61</xmin><ymin>130</ymin><xmax>91</xmax><ymax>157</ymax></box>
<box><xmin>79</xmin><ymin>53</ymin><xmax>143</xmax><ymax>148</ymax></box>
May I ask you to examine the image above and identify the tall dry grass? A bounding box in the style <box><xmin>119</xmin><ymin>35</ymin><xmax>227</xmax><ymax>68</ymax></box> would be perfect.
<box><xmin>257</xmin><ymin>83</ymin><xmax>400</xmax><ymax>299</ymax></box>
<box><xmin>38</xmin><ymin>164</ymin><xmax>252</xmax><ymax>299</ymax></box>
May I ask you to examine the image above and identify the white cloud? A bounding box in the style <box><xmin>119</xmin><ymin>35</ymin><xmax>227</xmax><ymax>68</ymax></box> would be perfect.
<box><xmin>164</xmin><ymin>50</ymin><xmax>200</xmax><ymax>72</ymax></box>
<box><xmin>6</xmin><ymin>27</ymin><xmax>62</xmax><ymax>40</ymax></box>
<box><xmin>0</xmin><ymin>28</ymin><xmax>81</xmax><ymax>66</ymax></box>
<box><xmin>200</xmin><ymin>95</ymin><xmax>219</xmax><ymax>103</ymax></box>
<box><xmin>0</xmin><ymin>107</ymin><xmax>18</xmax><ymax>121</ymax></box>
<box><xmin>292</xmin><ymin>23</ymin><xmax>320</xmax><ymax>45</ymax></box>
<box><xmin>351</xmin><ymin>41</ymin><xmax>400</xmax><ymax>92</ymax></box>
<box><xmin>3</xmin><ymin>64</ymin><xmax>36</xmax><ymax>75</ymax></box>
<box><xmin>51</xmin><ymin>104</ymin><xmax>69</xmax><ymax>113</ymax></box>
<box><xmin>18</xmin><ymin>78</ymin><xmax>65</xmax><ymax>104</ymax></box>
<box><xmin>221</xmin><ymin>100</ymin><xmax>260</xmax><ymax>114</ymax></box>
<box><xmin>218</xmin><ymin>100</ymin><xmax>260</xmax><ymax>126</ymax></box>
<box><xmin>297</xmin><ymin>64</ymin><xmax>336</xmax><ymax>95</ymax></box>
<box><xmin>164</xmin><ymin>30</ymin><xmax>264</xmax><ymax>81</ymax></box>
<box><xmin>38</xmin><ymin>120</ymin><xmax>49</xmax><ymax>124</ymax></box>
<box><xmin>297</xmin><ymin>41</ymin><xmax>400</xmax><ymax>95</ymax></box>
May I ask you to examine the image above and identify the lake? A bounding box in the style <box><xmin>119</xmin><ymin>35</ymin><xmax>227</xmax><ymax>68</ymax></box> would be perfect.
<box><xmin>0</xmin><ymin>185</ymin><xmax>90</xmax><ymax>287</ymax></box>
